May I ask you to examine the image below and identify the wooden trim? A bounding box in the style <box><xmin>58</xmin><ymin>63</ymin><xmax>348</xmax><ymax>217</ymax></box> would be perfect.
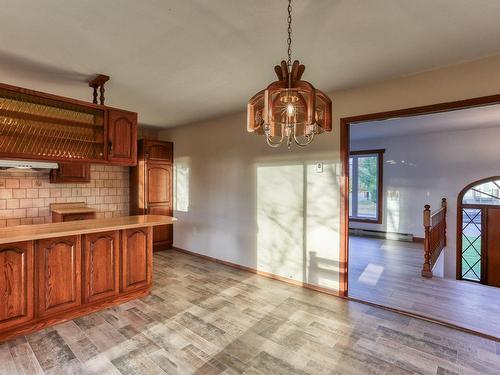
<box><xmin>413</xmin><ymin>236</ymin><xmax>425</xmax><ymax>243</ymax></box>
<box><xmin>339</xmin><ymin>118</ymin><xmax>349</xmax><ymax>297</ymax></box>
<box><xmin>340</xmin><ymin>93</ymin><xmax>500</xmax><ymax>299</ymax></box>
<box><xmin>342</xmin><ymin>94</ymin><xmax>500</xmax><ymax>125</ymax></box>
<box><xmin>172</xmin><ymin>247</ymin><xmax>340</xmax><ymax>297</ymax></box>
<box><xmin>349</xmin><ymin>218</ymin><xmax>380</xmax><ymax>224</ymax></box>
<box><xmin>0</xmin><ymin>81</ymin><xmax>136</xmax><ymax>114</ymax></box>
<box><xmin>349</xmin><ymin>149</ymin><xmax>386</xmax><ymax>155</ymax></box>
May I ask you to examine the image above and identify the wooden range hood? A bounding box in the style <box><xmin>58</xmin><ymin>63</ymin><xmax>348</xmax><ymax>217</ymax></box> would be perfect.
<box><xmin>0</xmin><ymin>80</ymin><xmax>137</xmax><ymax>167</ymax></box>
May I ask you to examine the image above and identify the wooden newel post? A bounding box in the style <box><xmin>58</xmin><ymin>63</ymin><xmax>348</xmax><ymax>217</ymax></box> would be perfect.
<box><xmin>422</xmin><ymin>204</ymin><xmax>433</xmax><ymax>278</ymax></box>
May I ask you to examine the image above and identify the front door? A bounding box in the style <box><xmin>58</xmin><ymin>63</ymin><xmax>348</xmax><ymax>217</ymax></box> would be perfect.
<box><xmin>486</xmin><ymin>207</ymin><xmax>500</xmax><ymax>287</ymax></box>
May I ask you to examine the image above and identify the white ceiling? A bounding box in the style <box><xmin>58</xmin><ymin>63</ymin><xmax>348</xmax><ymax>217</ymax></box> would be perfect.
<box><xmin>350</xmin><ymin>103</ymin><xmax>500</xmax><ymax>140</ymax></box>
<box><xmin>2</xmin><ymin>0</ymin><xmax>500</xmax><ymax>128</ymax></box>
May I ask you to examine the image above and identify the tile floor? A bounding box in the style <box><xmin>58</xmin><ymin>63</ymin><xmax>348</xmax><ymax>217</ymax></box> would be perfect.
<box><xmin>349</xmin><ymin>236</ymin><xmax>500</xmax><ymax>339</ymax></box>
<box><xmin>1</xmin><ymin>249</ymin><xmax>499</xmax><ymax>374</ymax></box>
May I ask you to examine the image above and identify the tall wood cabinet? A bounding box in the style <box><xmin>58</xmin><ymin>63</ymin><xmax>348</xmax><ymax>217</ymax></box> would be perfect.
<box><xmin>130</xmin><ymin>139</ymin><xmax>173</xmax><ymax>251</ymax></box>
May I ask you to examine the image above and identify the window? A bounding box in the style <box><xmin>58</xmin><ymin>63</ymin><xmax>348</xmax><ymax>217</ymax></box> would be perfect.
<box><xmin>349</xmin><ymin>150</ymin><xmax>384</xmax><ymax>223</ymax></box>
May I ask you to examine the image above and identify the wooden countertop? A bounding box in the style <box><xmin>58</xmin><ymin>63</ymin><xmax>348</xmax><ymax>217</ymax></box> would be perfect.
<box><xmin>0</xmin><ymin>215</ymin><xmax>177</xmax><ymax>245</ymax></box>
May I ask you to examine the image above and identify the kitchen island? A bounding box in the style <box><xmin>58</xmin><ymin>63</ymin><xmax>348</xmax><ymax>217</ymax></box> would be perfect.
<box><xmin>0</xmin><ymin>215</ymin><xmax>176</xmax><ymax>342</ymax></box>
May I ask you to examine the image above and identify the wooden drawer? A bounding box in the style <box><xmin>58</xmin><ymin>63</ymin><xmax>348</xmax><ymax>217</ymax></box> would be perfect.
<box><xmin>52</xmin><ymin>212</ymin><xmax>96</xmax><ymax>223</ymax></box>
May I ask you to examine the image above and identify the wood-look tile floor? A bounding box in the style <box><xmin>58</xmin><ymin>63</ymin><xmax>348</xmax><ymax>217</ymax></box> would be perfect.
<box><xmin>2</xmin><ymin>249</ymin><xmax>500</xmax><ymax>375</ymax></box>
<box><xmin>349</xmin><ymin>235</ymin><xmax>500</xmax><ymax>340</ymax></box>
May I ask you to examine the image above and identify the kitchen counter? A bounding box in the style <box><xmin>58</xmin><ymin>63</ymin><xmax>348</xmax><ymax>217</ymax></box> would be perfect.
<box><xmin>0</xmin><ymin>214</ymin><xmax>176</xmax><ymax>245</ymax></box>
<box><xmin>0</xmin><ymin>214</ymin><xmax>177</xmax><ymax>342</ymax></box>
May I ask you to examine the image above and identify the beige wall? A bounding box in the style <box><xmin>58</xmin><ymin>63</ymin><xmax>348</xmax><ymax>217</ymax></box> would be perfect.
<box><xmin>0</xmin><ymin>165</ymin><xmax>129</xmax><ymax>227</ymax></box>
<box><xmin>161</xmin><ymin>54</ymin><xmax>500</xmax><ymax>291</ymax></box>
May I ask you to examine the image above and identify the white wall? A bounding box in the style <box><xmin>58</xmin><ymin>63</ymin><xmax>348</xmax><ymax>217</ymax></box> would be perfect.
<box><xmin>351</xmin><ymin>125</ymin><xmax>500</xmax><ymax>278</ymax></box>
<box><xmin>161</xmin><ymin>54</ymin><xmax>500</xmax><ymax>292</ymax></box>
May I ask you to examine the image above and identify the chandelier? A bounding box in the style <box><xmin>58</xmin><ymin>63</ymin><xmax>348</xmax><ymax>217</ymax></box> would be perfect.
<box><xmin>247</xmin><ymin>0</ymin><xmax>332</xmax><ymax>148</ymax></box>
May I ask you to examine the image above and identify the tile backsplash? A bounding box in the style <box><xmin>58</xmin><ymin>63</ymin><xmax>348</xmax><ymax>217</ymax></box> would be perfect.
<box><xmin>0</xmin><ymin>164</ymin><xmax>129</xmax><ymax>227</ymax></box>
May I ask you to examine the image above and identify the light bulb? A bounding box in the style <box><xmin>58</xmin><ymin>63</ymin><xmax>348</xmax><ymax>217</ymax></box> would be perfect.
<box><xmin>286</xmin><ymin>103</ymin><xmax>296</xmax><ymax>116</ymax></box>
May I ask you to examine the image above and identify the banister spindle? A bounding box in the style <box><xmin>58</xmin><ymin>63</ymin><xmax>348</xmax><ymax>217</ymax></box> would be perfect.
<box><xmin>441</xmin><ymin>198</ymin><xmax>447</xmax><ymax>247</ymax></box>
<box><xmin>88</xmin><ymin>74</ymin><xmax>110</xmax><ymax>106</ymax></box>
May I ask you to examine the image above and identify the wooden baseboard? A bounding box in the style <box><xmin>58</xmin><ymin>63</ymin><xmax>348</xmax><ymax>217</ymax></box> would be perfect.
<box><xmin>0</xmin><ymin>288</ymin><xmax>150</xmax><ymax>343</ymax></box>
<box><xmin>413</xmin><ymin>236</ymin><xmax>425</xmax><ymax>243</ymax></box>
<box><xmin>171</xmin><ymin>247</ymin><xmax>339</xmax><ymax>297</ymax></box>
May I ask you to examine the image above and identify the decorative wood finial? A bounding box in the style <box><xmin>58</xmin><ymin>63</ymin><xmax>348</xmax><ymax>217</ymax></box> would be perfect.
<box><xmin>88</xmin><ymin>74</ymin><xmax>110</xmax><ymax>105</ymax></box>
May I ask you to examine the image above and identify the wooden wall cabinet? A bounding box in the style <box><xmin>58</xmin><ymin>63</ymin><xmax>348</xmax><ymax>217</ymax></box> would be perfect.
<box><xmin>107</xmin><ymin>109</ymin><xmax>138</xmax><ymax>166</ymax></box>
<box><xmin>0</xmin><ymin>242</ymin><xmax>34</xmax><ymax>331</ymax></box>
<box><xmin>50</xmin><ymin>163</ymin><xmax>91</xmax><ymax>184</ymax></box>
<box><xmin>130</xmin><ymin>139</ymin><xmax>173</xmax><ymax>250</ymax></box>
<box><xmin>83</xmin><ymin>231</ymin><xmax>120</xmax><ymax>303</ymax></box>
<box><xmin>36</xmin><ymin>236</ymin><xmax>82</xmax><ymax>317</ymax></box>
<box><xmin>0</xmin><ymin>82</ymin><xmax>137</xmax><ymax>167</ymax></box>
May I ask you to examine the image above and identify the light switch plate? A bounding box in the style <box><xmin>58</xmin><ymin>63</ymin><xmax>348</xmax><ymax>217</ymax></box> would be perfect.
<box><xmin>316</xmin><ymin>162</ymin><xmax>323</xmax><ymax>173</ymax></box>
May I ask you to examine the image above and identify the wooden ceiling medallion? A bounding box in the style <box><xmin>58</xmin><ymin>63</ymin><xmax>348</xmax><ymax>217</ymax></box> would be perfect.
<box><xmin>247</xmin><ymin>0</ymin><xmax>332</xmax><ymax>148</ymax></box>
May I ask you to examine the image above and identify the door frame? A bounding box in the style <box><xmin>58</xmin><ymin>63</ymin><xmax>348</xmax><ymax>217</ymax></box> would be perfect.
<box><xmin>456</xmin><ymin>176</ymin><xmax>500</xmax><ymax>284</ymax></box>
<box><xmin>340</xmin><ymin>93</ymin><xmax>500</xmax><ymax>298</ymax></box>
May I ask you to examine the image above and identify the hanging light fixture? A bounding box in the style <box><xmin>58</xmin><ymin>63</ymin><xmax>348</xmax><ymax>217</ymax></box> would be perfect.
<box><xmin>247</xmin><ymin>0</ymin><xmax>332</xmax><ymax>148</ymax></box>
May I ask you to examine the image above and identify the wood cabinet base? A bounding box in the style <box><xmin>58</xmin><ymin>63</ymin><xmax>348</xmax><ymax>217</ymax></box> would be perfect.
<box><xmin>0</xmin><ymin>226</ymin><xmax>154</xmax><ymax>343</ymax></box>
<box><xmin>0</xmin><ymin>288</ymin><xmax>149</xmax><ymax>343</ymax></box>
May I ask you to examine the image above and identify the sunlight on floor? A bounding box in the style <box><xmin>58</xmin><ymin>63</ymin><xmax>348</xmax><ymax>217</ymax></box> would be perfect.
<box><xmin>358</xmin><ymin>263</ymin><xmax>384</xmax><ymax>286</ymax></box>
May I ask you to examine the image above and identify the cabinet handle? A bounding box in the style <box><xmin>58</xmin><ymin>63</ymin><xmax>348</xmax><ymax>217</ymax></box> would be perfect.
<box><xmin>108</xmin><ymin>141</ymin><xmax>113</xmax><ymax>156</ymax></box>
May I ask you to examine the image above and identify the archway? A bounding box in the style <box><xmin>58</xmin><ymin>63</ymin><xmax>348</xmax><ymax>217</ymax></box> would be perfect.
<box><xmin>457</xmin><ymin>176</ymin><xmax>500</xmax><ymax>287</ymax></box>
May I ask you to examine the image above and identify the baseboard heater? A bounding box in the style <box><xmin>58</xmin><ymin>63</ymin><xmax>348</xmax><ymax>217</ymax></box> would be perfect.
<box><xmin>349</xmin><ymin>228</ymin><xmax>415</xmax><ymax>242</ymax></box>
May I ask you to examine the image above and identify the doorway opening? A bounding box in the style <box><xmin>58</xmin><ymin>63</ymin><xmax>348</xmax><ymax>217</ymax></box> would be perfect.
<box><xmin>339</xmin><ymin>93</ymin><xmax>500</xmax><ymax>340</ymax></box>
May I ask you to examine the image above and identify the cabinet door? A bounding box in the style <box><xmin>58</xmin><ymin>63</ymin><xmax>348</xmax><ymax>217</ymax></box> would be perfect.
<box><xmin>121</xmin><ymin>228</ymin><xmax>152</xmax><ymax>293</ymax></box>
<box><xmin>83</xmin><ymin>231</ymin><xmax>120</xmax><ymax>303</ymax></box>
<box><xmin>37</xmin><ymin>236</ymin><xmax>81</xmax><ymax>317</ymax></box>
<box><xmin>0</xmin><ymin>242</ymin><xmax>34</xmax><ymax>330</ymax></box>
<box><xmin>50</xmin><ymin>164</ymin><xmax>90</xmax><ymax>183</ymax></box>
<box><xmin>148</xmin><ymin>205</ymin><xmax>173</xmax><ymax>250</ymax></box>
<box><xmin>146</xmin><ymin>162</ymin><xmax>172</xmax><ymax>206</ymax></box>
<box><xmin>107</xmin><ymin>109</ymin><xmax>137</xmax><ymax>166</ymax></box>
<box><xmin>144</xmin><ymin>140</ymin><xmax>173</xmax><ymax>163</ymax></box>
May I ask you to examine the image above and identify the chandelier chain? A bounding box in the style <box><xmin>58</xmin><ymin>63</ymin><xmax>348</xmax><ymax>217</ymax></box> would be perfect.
<box><xmin>287</xmin><ymin>0</ymin><xmax>292</xmax><ymax>68</ymax></box>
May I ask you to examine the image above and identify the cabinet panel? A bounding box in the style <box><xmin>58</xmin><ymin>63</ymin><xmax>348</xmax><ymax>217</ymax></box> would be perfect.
<box><xmin>83</xmin><ymin>231</ymin><xmax>120</xmax><ymax>303</ymax></box>
<box><xmin>148</xmin><ymin>205</ymin><xmax>173</xmax><ymax>250</ymax></box>
<box><xmin>37</xmin><ymin>236</ymin><xmax>81</xmax><ymax>317</ymax></box>
<box><xmin>50</xmin><ymin>164</ymin><xmax>90</xmax><ymax>183</ymax></box>
<box><xmin>144</xmin><ymin>140</ymin><xmax>173</xmax><ymax>162</ymax></box>
<box><xmin>147</xmin><ymin>163</ymin><xmax>171</xmax><ymax>205</ymax></box>
<box><xmin>0</xmin><ymin>242</ymin><xmax>34</xmax><ymax>330</ymax></box>
<box><xmin>121</xmin><ymin>227</ymin><xmax>152</xmax><ymax>293</ymax></box>
<box><xmin>107</xmin><ymin>109</ymin><xmax>137</xmax><ymax>166</ymax></box>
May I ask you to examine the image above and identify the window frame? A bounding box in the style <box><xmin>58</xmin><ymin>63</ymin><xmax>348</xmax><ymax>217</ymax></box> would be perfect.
<box><xmin>349</xmin><ymin>149</ymin><xmax>384</xmax><ymax>224</ymax></box>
